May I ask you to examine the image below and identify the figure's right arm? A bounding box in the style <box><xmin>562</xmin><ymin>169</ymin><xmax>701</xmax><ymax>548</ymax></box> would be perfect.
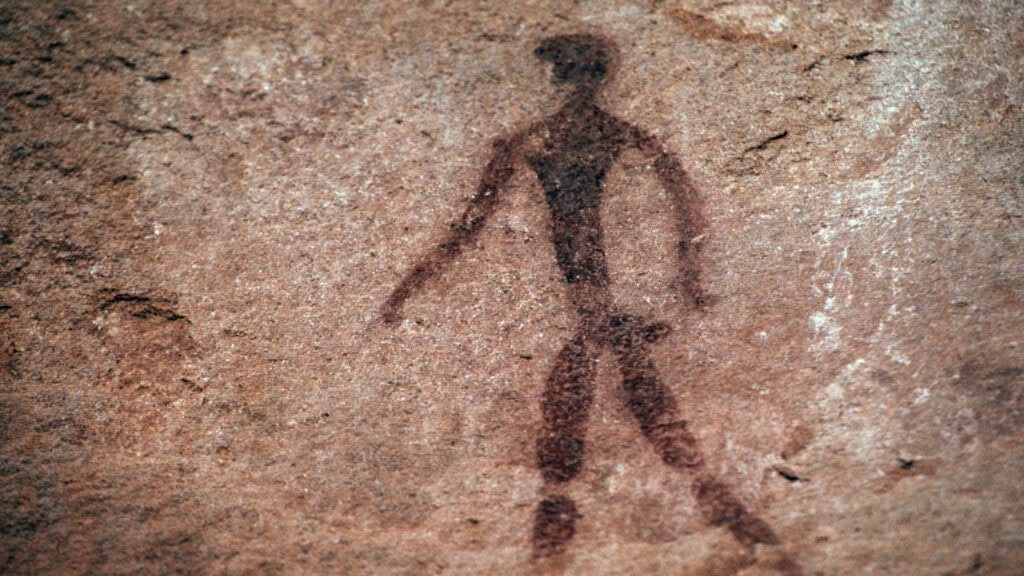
<box><xmin>381</xmin><ymin>136</ymin><xmax>520</xmax><ymax>324</ymax></box>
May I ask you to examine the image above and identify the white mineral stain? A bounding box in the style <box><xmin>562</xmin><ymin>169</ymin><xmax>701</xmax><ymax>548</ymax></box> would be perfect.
<box><xmin>913</xmin><ymin>388</ymin><xmax>930</xmax><ymax>404</ymax></box>
<box><xmin>810</xmin><ymin>244</ymin><xmax>848</xmax><ymax>353</ymax></box>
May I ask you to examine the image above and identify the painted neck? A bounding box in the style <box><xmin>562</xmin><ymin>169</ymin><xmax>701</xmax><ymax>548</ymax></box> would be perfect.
<box><xmin>565</xmin><ymin>82</ymin><xmax>600</xmax><ymax>106</ymax></box>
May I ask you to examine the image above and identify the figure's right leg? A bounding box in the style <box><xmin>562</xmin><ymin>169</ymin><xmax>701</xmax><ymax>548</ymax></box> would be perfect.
<box><xmin>533</xmin><ymin>335</ymin><xmax>597</xmax><ymax>558</ymax></box>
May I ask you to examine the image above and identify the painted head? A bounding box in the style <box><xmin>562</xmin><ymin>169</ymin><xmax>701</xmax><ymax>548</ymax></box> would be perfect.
<box><xmin>534</xmin><ymin>33</ymin><xmax>616</xmax><ymax>90</ymax></box>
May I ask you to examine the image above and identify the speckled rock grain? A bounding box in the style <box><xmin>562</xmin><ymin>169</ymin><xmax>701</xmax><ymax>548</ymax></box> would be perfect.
<box><xmin>1</xmin><ymin>1</ymin><xmax>1022</xmax><ymax>575</ymax></box>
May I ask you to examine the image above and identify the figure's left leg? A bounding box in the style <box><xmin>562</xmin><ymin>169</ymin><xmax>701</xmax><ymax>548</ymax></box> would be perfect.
<box><xmin>607</xmin><ymin>314</ymin><xmax>779</xmax><ymax>549</ymax></box>
<box><xmin>606</xmin><ymin>315</ymin><xmax>702</xmax><ymax>467</ymax></box>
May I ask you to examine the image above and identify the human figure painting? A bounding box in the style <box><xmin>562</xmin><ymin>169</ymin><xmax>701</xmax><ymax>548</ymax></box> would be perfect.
<box><xmin>382</xmin><ymin>33</ymin><xmax>801</xmax><ymax>574</ymax></box>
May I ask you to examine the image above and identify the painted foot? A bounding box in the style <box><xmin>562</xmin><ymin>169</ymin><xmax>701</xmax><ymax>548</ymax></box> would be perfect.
<box><xmin>532</xmin><ymin>496</ymin><xmax>580</xmax><ymax>559</ymax></box>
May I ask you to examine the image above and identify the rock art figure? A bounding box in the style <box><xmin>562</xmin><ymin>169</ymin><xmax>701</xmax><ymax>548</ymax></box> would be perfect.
<box><xmin>383</xmin><ymin>33</ymin><xmax>798</xmax><ymax>572</ymax></box>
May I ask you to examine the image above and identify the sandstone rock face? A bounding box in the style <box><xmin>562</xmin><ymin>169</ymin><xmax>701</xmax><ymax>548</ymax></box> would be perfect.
<box><xmin>2</xmin><ymin>1</ymin><xmax>1021</xmax><ymax>574</ymax></box>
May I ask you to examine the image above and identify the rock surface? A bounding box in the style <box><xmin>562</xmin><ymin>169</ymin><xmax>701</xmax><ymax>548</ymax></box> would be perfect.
<box><xmin>1</xmin><ymin>1</ymin><xmax>1022</xmax><ymax>574</ymax></box>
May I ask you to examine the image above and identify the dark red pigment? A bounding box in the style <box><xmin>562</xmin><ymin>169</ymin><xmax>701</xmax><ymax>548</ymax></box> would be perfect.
<box><xmin>383</xmin><ymin>34</ymin><xmax>797</xmax><ymax>571</ymax></box>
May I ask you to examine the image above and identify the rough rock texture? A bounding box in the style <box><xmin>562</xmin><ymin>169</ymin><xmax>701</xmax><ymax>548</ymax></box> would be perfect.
<box><xmin>1</xmin><ymin>1</ymin><xmax>1022</xmax><ymax>574</ymax></box>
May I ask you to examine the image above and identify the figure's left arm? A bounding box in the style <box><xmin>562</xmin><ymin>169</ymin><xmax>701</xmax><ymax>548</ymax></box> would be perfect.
<box><xmin>628</xmin><ymin>126</ymin><xmax>708</xmax><ymax>309</ymax></box>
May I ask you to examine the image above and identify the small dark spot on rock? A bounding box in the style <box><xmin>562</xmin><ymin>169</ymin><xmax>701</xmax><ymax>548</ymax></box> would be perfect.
<box><xmin>968</xmin><ymin>553</ymin><xmax>984</xmax><ymax>573</ymax></box>
<box><xmin>774</xmin><ymin>464</ymin><xmax>802</xmax><ymax>482</ymax></box>
<box><xmin>744</xmin><ymin>130</ymin><xmax>788</xmax><ymax>153</ymax></box>
<box><xmin>844</xmin><ymin>50</ymin><xmax>890</xmax><ymax>62</ymax></box>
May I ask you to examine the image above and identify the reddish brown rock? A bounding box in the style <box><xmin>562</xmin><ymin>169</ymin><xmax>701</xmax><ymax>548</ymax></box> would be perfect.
<box><xmin>2</xmin><ymin>1</ymin><xmax>1022</xmax><ymax>574</ymax></box>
